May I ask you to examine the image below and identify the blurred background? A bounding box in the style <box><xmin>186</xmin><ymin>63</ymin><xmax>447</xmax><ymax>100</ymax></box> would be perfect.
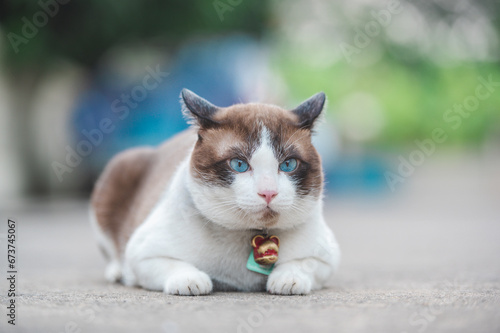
<box><xmin>1</xmin><ymin>2</ymin><xmax>500</xmax><ymax>331</ymax></box>
<box><xmin>0</xmin><ymin>0</ymin><xmax>499</xmax><ymax>201</ymax></box>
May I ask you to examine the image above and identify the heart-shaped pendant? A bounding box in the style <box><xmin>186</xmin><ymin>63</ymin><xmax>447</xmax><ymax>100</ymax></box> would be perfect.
<box><xmin>251</xmin><ymin>235</ymin><xmax>280</xmax><ymax>265</ymax></box>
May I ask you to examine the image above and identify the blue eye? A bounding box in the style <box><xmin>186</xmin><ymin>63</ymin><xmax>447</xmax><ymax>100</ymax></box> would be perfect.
<box><xmin>279</xmin><ymin>158</ymin><xmax>297</xmax><ymax>172</ymax></box>
<box><xmin>230</xmin><ymin>159</ymin><xmax>249</xmax><ymax>173</ymax></box>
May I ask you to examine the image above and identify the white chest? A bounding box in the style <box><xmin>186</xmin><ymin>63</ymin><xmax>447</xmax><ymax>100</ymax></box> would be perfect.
<box><xmin>178</xmin><ymin>224</ymin><xmax>270</xmax><ymax>291</ymax></box>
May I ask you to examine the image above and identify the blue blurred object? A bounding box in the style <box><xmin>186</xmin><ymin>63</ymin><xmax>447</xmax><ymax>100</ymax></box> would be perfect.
<box><xmin>327</xmin><ymin>152</ymin><xmax>388</xmax><ymax>194</ymax></box>
<box><xmin>72</xmin><ymin>35</ymin><xmax>266</xmax><ymax>173</ymax></box>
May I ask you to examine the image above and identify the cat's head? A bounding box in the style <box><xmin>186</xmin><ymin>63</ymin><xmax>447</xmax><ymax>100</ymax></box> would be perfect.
<box><xmin>181</xmin><ymin>89</ymin><xmax>325</xmax><ymax>230</ymax></box>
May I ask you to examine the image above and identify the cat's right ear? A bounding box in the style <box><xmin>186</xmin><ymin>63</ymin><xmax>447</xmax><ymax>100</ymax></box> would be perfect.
<box><xmin>180</xmin><ymin>89</ymin><xmax>220</xmax><ymax>128</ymax></box>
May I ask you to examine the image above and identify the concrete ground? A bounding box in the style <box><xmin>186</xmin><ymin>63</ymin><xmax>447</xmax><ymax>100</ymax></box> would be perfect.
<box><xmin>1</xmin><ymin>154</ymin><xmax>500</xmax><ymax>333</ymax></box>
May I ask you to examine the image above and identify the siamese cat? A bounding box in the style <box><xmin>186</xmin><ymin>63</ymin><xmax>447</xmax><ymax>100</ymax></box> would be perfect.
<box><xmin>90</xmin><ymin>89</ymin><xmax>340</xmax><ymax>295</ymax></box>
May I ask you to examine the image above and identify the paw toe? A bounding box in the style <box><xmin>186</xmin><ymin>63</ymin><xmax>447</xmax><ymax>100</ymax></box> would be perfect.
<box><xmin>164</xmin><ymin>271</ymin><xmax>213</xmax><ymax>296</ymax></box>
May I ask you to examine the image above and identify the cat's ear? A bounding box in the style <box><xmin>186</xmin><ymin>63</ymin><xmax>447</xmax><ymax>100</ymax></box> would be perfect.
<box><xmin>291</xmin><ymin>92</ymin><xmax>326</xmax><ymax>129</ymax></box>
<box><xmin>180</xmin><ymin>89</ymin><xmax>220</xmax><ymax>128</ymax></box>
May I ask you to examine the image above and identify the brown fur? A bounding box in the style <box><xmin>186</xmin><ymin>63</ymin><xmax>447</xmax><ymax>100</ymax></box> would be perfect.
<box><xmin>91</xmin><ymin>129</ymin><xmax>197</xmax><ymax>254</ymax></box>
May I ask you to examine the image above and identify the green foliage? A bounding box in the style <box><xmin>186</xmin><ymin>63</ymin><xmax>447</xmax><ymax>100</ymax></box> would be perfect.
<box><xmin>274</xmin><ymin>48</ymin><xmax>500</xmax><ymax>146</ymax></box>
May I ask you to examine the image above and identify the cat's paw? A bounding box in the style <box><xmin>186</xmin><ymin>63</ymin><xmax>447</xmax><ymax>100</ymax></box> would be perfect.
<box><xmin>164</xmin><ymin>270</ymin><xmax>213</xmax><ymax>296</ymax></box>
<box><xmin>267</xmin><ymin>269</ymin><xmax>312</xmax><ymax>295</ymax></box>
<box><xmin>104</xmin><ymin>261</ymin><xmax>122</xmax><ymax>283</ymax></box>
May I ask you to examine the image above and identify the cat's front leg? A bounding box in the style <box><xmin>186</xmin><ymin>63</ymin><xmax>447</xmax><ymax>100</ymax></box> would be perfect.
<box><xmin>267</xmin><ymin>258</ymin><xmax>332</xmax><ymax>295</ymax></box>
<box><xmin>130</xmin><ymin>257</ymin><xmax>213</xmax><ymax>296</ymax></box>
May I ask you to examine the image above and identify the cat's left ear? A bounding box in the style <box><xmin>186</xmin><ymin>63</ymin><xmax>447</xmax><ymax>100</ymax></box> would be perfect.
<box><xmin>180</xmin><ymin>89</ymin><xmax>220</xmax><ymax>128</ymax></box>
<box><xmin>291</xmin><ymin>92</ymin><xmax>326</xmax><ymax>129</ymax></box>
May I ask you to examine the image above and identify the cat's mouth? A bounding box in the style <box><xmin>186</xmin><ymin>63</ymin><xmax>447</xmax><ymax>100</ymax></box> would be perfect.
<box><xmin>258</xmin><ymin>207</ymin><xmax>279</xmax><ymax>223</ymax></box>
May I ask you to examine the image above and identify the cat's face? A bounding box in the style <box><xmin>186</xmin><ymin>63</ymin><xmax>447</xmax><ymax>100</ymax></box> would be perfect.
<box><xmin>182</xmin><ymin>90</ymin><xmax>325</xmax><ymax>230</ymax></box>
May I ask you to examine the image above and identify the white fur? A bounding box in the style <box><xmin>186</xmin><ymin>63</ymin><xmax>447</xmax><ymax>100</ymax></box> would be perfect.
<box><xmin>121</xmin><ymin>128</ymin><xmax>340</xmax><ymax>295</ymax></box>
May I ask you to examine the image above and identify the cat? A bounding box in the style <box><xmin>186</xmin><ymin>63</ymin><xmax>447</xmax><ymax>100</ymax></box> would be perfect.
<box><xmin>90</xmin><ymin>89</ymin><xmax>340</xmax><ymax>295</ymax></box>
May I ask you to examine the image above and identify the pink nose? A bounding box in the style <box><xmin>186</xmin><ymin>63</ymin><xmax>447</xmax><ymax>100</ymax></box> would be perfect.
<box><xmin>258</xmin><ymin>190</ymin><xmax>278</xmax><ymax>204</ymax></box>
